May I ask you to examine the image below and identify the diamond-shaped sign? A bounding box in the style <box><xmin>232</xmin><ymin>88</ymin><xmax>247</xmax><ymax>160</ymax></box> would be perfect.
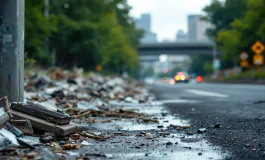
<box><xmin>252</xmin><ymin>41</ymin><xmax>265</xmax><ymax>55</ymax></box>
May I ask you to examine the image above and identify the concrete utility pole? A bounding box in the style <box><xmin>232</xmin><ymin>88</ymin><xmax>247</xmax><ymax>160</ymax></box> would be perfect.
<box><xmin>44</xmin><ymin>0</ymin><xmax>49</xmax><ymax>54</ymax></box>
<box><xmin>0</xmin><ymin>0</ymin><xmax>25</xmax><ymax>102</ymax></box>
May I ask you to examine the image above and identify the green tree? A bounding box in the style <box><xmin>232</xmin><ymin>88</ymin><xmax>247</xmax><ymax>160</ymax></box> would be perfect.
<box><xmin>25</xmin><ymin>0</ymin><xmax>142</xmax><ymax>74</ymax></box>
<box><xmin>217</xmin><ymin>0</ymin><xmax>265</xmax><ymax>68</ymax></box>
<box><xmin>188</xmin><ymin>55</ymin><xmax>212</xmax><ymax>76</ymax></box>
<box><xmin>203</xmin><ymin>61</ymin><xmax>213</xmax><ymax>75</ymax></box>
<box><xmin>25</xmin><ymin>0</ymin><xmax>57</xmax><ymax>66</ymax></box>
<box><xmin>202</xmin><ymin>0</ymin><xmax>247</xmax><ymax>40</ymax></box>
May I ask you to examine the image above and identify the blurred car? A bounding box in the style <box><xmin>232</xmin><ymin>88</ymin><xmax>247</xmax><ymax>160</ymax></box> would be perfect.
<box><xmin>174</xmin><ymin>72</ymin><xmax>190</xmax><ymax>83</ymax></box>
<box><xmin>144</xmin><ymin>77</ymin><xmax>155</xmax><ymax>84</ymax></box>
<box><xmin>189</xmin><ymin>73</ymin><xmax>203</xmax><ymax>83</ymax></box>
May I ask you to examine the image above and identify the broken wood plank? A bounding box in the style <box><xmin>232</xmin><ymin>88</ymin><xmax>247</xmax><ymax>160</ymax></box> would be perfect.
<box><xmin>11</xmin><ymin>110</ymin><xmax>78</xmax><ymax>136</ymax></box>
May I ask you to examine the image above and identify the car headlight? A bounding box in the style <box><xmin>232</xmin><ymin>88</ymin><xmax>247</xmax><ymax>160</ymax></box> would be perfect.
<box><xmin>175</xmin><ymin>75</ymin><xmax>180</xmax><ymax>81</ymax></box>
<box><xmin>180</xmin><ymin>75</ymin><xmax>185</xmax><ymax>80</ymax></box>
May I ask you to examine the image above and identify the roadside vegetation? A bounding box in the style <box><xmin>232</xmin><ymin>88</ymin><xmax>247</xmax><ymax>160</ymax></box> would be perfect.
<box><xmin>25</xmin><ymin>0</ymin><xmax>143</xmax><ymax>75</ymax></box>
<box><xmin>224</xmin><ymin>69</ymin><xmax>265</xmax><ymax>80</ymax></box>
<box><xmin>190</xmin><ymin>0</ymin><xmax>265</xmax><ymax>76</ymax></box>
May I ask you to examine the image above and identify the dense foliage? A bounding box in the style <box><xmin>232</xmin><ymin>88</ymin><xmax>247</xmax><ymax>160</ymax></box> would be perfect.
<box><xmin>202</xmin><ymin>0</ymin><xmax>265</xmax><ymax>69</ymax></box>
<box><xmin>25</xmin><ymin>0</ymin><xmax>143</xmax><ymax>74</ymax></box>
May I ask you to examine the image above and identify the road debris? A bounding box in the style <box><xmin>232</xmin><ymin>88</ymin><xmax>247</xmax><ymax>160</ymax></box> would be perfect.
<box><xmin>143</xmin><ymin>118</ymin><xmax>159</xmax><ymax>123</ymax></box>
<box><xmin>63</xmin><ymin>144</ymin><xmax>81</xmax><ymax>150</ymax></box>
<box><xmin>214</xmin><ymin>123</ymin><xmax>221</xmax><ymax>128</ymax></box>
<box><xmin>166</xmin><ymin>141</ymin><xmax>173</xmax><ymax>145</ymax></box>
<box><xmin>0</xmin><ymin>68</ymin><xmax>228</xmax><ymax>159</ymax></box>
<box><xmin>146</xmin><ymin>132</ymin><xmax>153</xmax><ymax>139</ymax></box>
<box><xmin>71</xmin><ymin>133</ymin><xmax>81</xmax><ymax>140</ymax></box>
<box><xmin>197</xmin><ymin>128</ymin><xmax>207</xmax><ymax>134</ymax></box>
<box><xmin>10</xmin><ymin>120</ymin><xmax>34</xmax><ymax>135</ymax></box>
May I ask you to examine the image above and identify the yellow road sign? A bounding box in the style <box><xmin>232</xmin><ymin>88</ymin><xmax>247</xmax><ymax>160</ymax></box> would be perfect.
<box><xmin>240</xmin><ymin>60</ymin><xmax>249</xmax><ymax>68</ymax></box>
<box><xmin>253</xmin><ymin>55</ymin><xmax>264</xmax><ymax>65</ymax></box>
<box><xmin>252</xmin><ymin>41</ymin><xmax>265</xmax><ymax>55</ymax></box>
<box><xmin>96</xmin><ymin>64</ymin><xmax>102</xmax><ymax>72</ymax></box>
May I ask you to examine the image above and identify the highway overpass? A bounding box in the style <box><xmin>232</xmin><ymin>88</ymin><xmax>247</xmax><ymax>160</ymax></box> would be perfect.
<box><xmin>138</xmin><ymin>42</ymin><xmax>222</xmax><ymax>57</ymax></box>
<box><xmin>140</xmin><ymin>56</ymin><xmax>160</xmax><ymax>62</ymax></box>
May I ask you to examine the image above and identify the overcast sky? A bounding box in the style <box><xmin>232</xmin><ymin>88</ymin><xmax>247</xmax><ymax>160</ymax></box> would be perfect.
<box><xmin>127</xmin><ymin>0</ymin><xmax>212</xmax><ymax>41</ymax></box>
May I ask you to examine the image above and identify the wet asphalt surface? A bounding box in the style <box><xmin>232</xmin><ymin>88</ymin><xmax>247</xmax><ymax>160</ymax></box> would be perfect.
<box><xmin>5</xmin><ymin>82</ymin><xmax>265</xmax><ymax>159</ymax></box>
<box><xmin>65</xmin><ymin>104</ymin><xmax>227</xmax><ymax>160</ymax></box>
<box><xmin>153</xmin><ymin>82</ymin><xmax>265</xmax><ymax>160</ymax></box>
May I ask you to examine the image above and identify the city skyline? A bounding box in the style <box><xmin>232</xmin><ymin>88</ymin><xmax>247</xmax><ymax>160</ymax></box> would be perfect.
<box><xmin>136</xmin><ymin>13</ymin><xmax>157</xmax><ymax>43</ymax></box>
<box><xmin>127</xmin><ymin>0</ymin><xmax>213</xmax><ymax>41</ymax></box>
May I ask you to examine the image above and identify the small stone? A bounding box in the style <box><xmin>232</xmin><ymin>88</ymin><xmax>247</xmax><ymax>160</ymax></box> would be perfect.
<box><xmin>146</xmin><ymin>133</ymin><xmax>153</xmax><ymax>139</ymax></box>
<box><xmin>135</xmin><ymin>133</ymin><xmax>142</xmax><ymax>137</ymax></box>
<box><xmin>197</xmin><ymin>128</ymin><xmax>207</xmax><ymax>134</ymax></box>
<box><xmin>157</xmin><ymin>125</ymin><xmax>163</xmax><ymax>128</ymax></box>
<box><xmin>40</xmin><ymin>136</ymin><xmax>54</xmax><ymax>143</ymax></box>
<box><xmin>245</xmin><ymin>144</ymin><xmax>250</xmax><ymax>147</ymax></box>
<box><xmin>166</xmin><ymin>142</ymin><xmax>173</xmax><ymax>145</ymax></box>
<box><xmin>143</xmin><ymin>118</ymin><xmax>159</xmax><ymax>123</ymax></box>
<box><xmin>214</xmin><ymin>123</ymin><xmax>221</xmax><ymax>128</ymax></box>
<box><xmin>63</xmin><ymin>144</ymin><xmax>78</xmax><ymax>150</ymax></box>
<box><xmin>198</xmin><ymin>152</ymin><xmax>202</xmax><ymax>156</ymax></box>
<box><xmin>135</xmin><ymin>146</ymin><xmax>141</xmax><ymax>149</ymax></box>
<box><xmin>186</xmin><ymin>132</ymin><xmax>193</xmax><ymax>135</ymax></box>
<box><xmin>25</xmin><ymin>152</ymin><xmax>37</xmax><ymax>158</ymax></box>
<box><xmin>163</xmin><ymin>132</ymin><xmax>170</xmax><ymax>135</ymax></box>
<box><xmin>252</xmin><ymin>148</ymin><xmax>257</xmax><ymax>152</ymax></box>
<box><xmin>114</xmin><ymin>132</ymin><xmax>123</xmax><ymax>136</ymax></box>
<box><xmin>115</xmin><ymin>125</ymin><xmax>123</xmax><ymax>130</ymax></box>
<box><xmin>71</xmin><ymin>133</ymin><xmax>80</xmax><ymax>140</ymax></box>
<box><xmin>102</xmin><ymin>119</ymin><xmax>112</xmax><ymax>123</ymax></box>
<box><xmin>177</xmin><ymin>127</ymin><xmax>183</xmax><ymax>130</ymax></box>
<box><xmin>145</xmin><ymin>153</ymin><xmax>148</xmax><ymax>156</ymax></box>
<box><xmin>175</xmin><ymin>142</ymin><xmax>178</xmax><ymax>145</ymax></box>
<box><xmin>141</xmin><ymin>131</ymin><xmax>146</xmax><ymax>134</ymax></box>
<box><xmin>59</xmin><ymin>141</ymin><xmax>66</xmax><ymax>146</ymax></box>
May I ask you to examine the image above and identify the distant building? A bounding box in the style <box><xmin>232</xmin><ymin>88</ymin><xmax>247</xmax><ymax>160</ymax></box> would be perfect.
<box><xmin>176</xmin><ymin>30</ymin><xmax>187</xmax><ymax>41</ymax></box>
<box><xmin>141</xmin><ymin>32</ymin><xmax>157</xmax><ymax>43</ymax></box>
<box><xmin>136</xmin><ymin>13</ymin><xmax>151</xmax><ymax>33</ymax></box>
<box><xmin>136</xmin><ymin>13</ymin><xmax>157</xmax><ymax>43</ymax></box>
<box><xmin>187</xmin><ymin>15</ymin><xmax>211</xmax><ymax>42</ymax></box>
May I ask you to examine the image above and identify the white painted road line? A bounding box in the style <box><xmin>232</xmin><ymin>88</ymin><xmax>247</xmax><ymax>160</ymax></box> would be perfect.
<box><xmin>160</xmin><ymin>99</ymin><xmax>200</xmax><ymax>104</ymax></box>
<box><xmin>185</xmin><ymin>89</ymin><xmax>229</xmax><ymax>98</ymax></box>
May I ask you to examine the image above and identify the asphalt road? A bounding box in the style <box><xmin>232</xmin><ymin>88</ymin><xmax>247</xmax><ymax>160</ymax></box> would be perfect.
<box><xmin>153</xmin><ymin>82</ymin><xmax>265</xmax><ymax>160</ymax></box>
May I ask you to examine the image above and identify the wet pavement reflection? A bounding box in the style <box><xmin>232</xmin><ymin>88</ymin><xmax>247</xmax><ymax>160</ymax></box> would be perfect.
<box><xmin>71</xmin><ymin>103</ymin><xmax>229</xmax><ymax>160</ymax></box>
